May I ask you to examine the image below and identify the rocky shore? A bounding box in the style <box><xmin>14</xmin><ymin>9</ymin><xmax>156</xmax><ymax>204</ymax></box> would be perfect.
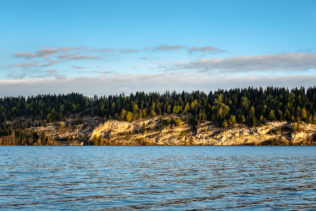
<box><xmin>90</xmin><ymin>118</ymin><xmax>316</xmax><ymax>146</ymax></box>
<box><xmin>0</xmin><ymin>116</ymin><xmax>315</xmax><ymax>146</ymax></box>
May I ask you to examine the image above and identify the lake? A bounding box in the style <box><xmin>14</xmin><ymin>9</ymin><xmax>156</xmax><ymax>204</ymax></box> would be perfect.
<box><xmin>0</xmin><ymin>146</ymin><xmax>315</xmax><ymax>210</ymax></box>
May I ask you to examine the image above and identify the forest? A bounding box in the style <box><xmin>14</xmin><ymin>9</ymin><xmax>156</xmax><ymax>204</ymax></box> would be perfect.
<box><xmin>0</xmin><ymin>87</ymin><xmax>315</xmax><ymax>136</ymax></box>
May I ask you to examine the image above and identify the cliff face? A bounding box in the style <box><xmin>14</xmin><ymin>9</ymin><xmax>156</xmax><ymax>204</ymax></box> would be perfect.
<box><xmin>0</xmin><ymin>117</ymin><xmax>315</xmax><ymax>145</ymax></box>
<box><xmin>90</xmin><ymin>119</ymin><xmax>316</xmax><ymax>146</ymax></box>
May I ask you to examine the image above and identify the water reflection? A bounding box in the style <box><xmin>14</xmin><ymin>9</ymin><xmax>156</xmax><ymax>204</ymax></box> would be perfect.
<box><xmin>0</xmin><ymin>146</ymin><xmax>315</xmax><ymax>210</ymax></box>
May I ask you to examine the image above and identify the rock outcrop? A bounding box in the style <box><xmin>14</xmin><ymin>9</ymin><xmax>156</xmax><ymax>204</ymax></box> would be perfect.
<box><xmin>90</xmin><ymin>118</ymin><xmax>316</xmax><ymax>146</ymax></box>
<box><xmin>1</xmin><ymin>116</ymin><xmax>315</xmax><ymax>145</ymax></box>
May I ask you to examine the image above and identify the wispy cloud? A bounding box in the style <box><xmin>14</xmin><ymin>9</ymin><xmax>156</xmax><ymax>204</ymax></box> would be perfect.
<box><xmin>0</xmin><ymin>73</ymin><xmax>315</xmax><ymax>97</ymax></box>
<box><xmin>7</xmin><ymin>61</ymin><xmax>39</xmax><ymax>69</ymax></box>
<box><xmin>12</xmin><ymin>44</ymin><xmax>224</xmax><ymax>64</ymax></box>
<box><xmin>57</xmin><ymin>54</ymin><xmax>101</xmax><ymax>60</ymax></box>
<box><xmin>72</xmin><ymin>65</ymin><xmax>85</xmax><ymax>69</ymax></box>
<box><xmin>118</xmin><ymin>49</ymin><xmax>139</xmax><ymax>53</ymax></box>
<box><xmin>14</xmin><ymin>47</ymin><xmax>58</xmax><ymax>59</ymax></box>
<box><xmin>188</xmin><ymin>46</ymin><xmax>224</xmax><ymax>53</ymax></box>
<box><xmin>178</xmin><ymin>52</ymin><xmax>316</xmax><ymax>73</ymax></box>
<box><xmin>14</xmin><ymin>52</ymin><xmax>37</xmax><ymax>59</ymax></box>
<box><xmin>6</xmin><ymin>72</ymin><xmax>27</xmax><ymax>80</ymax></box>
<box><xmin>153</xmin><ymin>45</ymin><xmax>187</xmax><ymax>51</ymax></box>
<box><xmin>40</xmin><ymin>60</ymin><xmax>60</xmax><ymax>67</ymax></box>
<box><xmin>13</xmin><ymin>46</ymin><xmax>138</xmax><ymax>61</ymax></box>
<box><xmin>11</xmin><ymin>47</ymin><xmax>106</xmax><ymax>74</ymax></box>
<box><xmin>10</xmin><ymin>46</ymin><xmax>316</xmax><ymax>81</ymax></box>
<box><xmin>33</xmin><ymin>69</ymin><xmax>65</xmax><ymax>79</ymax></box>
<box><xmin>151</xmin><ymin>44</ymin><xmax>225</xmax><ymax>54</ymax></box>
<box><xmin>59</xmin><ymin>46</ymin><xmax>85</xmax><ymax>52</ymax></box>
<box><xmin>37</xmin><ymin>47</ymin><xmax>58</xmax><ymax>56</ymax></box>
<box><xmin>6</xmin><ymin>67</ymin><xmax>64</xmax><ymax>80</ymax></box>
<box><xmin>9</xmin><ymin>44</ymin><xmax>225</xmax><ymax>76</ymax></box>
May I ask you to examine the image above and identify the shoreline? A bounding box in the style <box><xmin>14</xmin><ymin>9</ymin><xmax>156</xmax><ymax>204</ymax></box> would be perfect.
<box><xmin>1</xmin><ymin>117</ymin><xmax>315</xmax><ymax>146</ymax></box>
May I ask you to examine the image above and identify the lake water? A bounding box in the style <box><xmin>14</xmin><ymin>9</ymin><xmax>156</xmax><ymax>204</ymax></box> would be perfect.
<box><xmin>0</xmin><ymin>146</ymin><xmax>315</xmax><ymax>210</ymax></box>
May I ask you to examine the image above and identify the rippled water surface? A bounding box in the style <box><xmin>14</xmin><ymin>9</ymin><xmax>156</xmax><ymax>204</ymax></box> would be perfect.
<box><xmin>0</xmin><ymin>146</ymin><xmax>315</xmax><ymax>210</ymax></box>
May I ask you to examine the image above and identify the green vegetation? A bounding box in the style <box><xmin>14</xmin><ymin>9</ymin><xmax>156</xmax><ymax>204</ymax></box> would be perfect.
<box><xmin>0</xmin><ymin>87</ymin><xmax>315</xmax><ymax>137</ymax></box>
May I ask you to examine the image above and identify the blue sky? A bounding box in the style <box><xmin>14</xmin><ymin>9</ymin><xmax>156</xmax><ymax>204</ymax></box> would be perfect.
<box><xmin>1</xmin><ymin>0</ymin><xmax>316</xmax><ymax>96</ymax></box>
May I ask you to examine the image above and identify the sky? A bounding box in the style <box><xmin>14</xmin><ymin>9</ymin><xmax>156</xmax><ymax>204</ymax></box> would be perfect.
<box><xmin>1</xmin><ymin>0</ymin><xmax>316</xmax><ymax>96</ymax></box>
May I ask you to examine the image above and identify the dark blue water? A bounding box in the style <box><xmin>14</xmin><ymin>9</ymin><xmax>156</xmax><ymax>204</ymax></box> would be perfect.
<box><xmin>0</xmin><ymin>146</ymin><xmax>315</xmax><ymax>210</ymax></box>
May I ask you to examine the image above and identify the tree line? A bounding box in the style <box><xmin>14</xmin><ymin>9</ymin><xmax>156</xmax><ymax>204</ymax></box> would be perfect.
<box><xmin>0</xmin><ymin>87</ymin><xmax>315</xmax><ymax>135</ymax></box>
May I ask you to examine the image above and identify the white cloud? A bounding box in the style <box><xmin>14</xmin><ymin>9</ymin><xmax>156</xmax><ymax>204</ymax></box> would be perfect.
<box><xmin>0</xmin><ymin>73</ymin><xmax>315</xmax><ymax>97</ymax></box>
<box><xmin>180</xmin><ymin>52</ymin><xmax>316</xmax><ymax>73</ymax></box>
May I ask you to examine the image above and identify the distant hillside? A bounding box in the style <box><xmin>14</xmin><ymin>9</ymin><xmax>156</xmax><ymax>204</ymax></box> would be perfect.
<box><xmin>0</xmin><ymin>87</ymin><xmax>315</xmax><ymax>139</ymax></box>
